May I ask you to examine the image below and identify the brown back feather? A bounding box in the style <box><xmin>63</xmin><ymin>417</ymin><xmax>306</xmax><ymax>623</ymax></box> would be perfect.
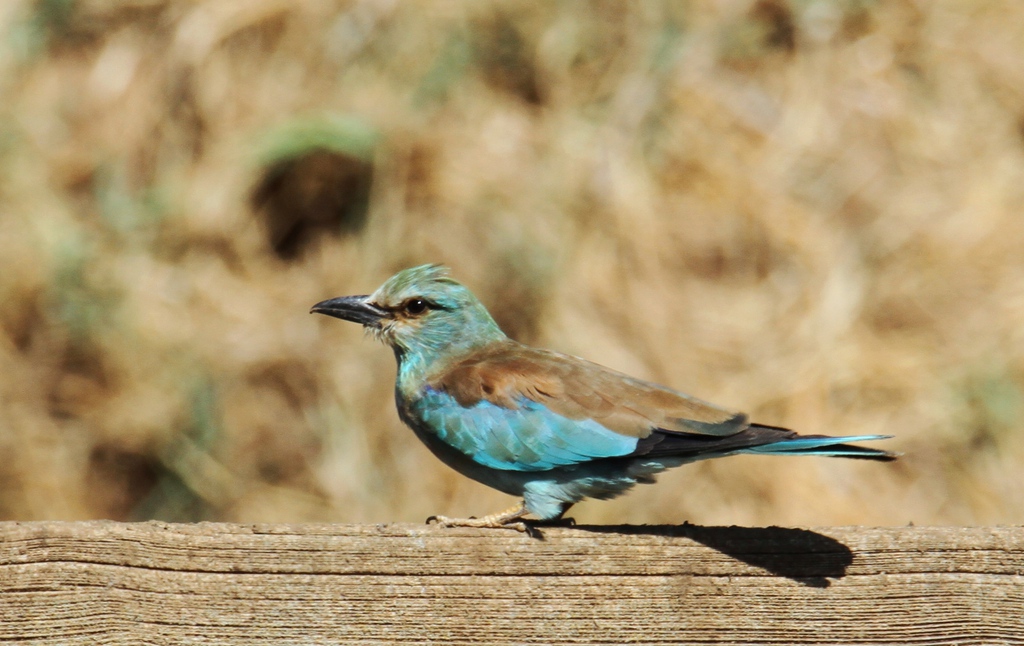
<box><xmin>429</xmin><ymin>341</ymin><xmax>748</xmax><ymax>439</ymax></box>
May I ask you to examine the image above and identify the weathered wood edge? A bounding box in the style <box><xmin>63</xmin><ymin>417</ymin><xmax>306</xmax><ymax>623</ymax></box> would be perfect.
<box><xmin>2</xmin><ymin>521</ymin><xmax>1022</xmax><ymax>577</ymax></box>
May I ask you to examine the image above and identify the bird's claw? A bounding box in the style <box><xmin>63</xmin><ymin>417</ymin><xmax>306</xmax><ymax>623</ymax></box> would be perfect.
<box><xmin>427</xmin><ymin>517</ymin><xmax>541</xmax><ymax>537</ymax></box>
<box><xmin>424</xmin><ymin>501</ymin><xmax>533</xmax><ymax>532</ymax></box>
<box><xmin>425</xmin><ymin>514</ymin><xmax>531</xmax><ymax>533</ymax></box>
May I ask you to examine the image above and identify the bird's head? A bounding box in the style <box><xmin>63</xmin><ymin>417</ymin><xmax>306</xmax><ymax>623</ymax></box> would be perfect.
<box><xmin>312</xmin><ymin>264</ymin><xmax>506</xmax><ymax>363</ymax></box>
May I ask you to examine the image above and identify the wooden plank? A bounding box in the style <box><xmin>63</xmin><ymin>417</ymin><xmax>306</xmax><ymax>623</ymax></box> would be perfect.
<box><xmin>1</xmin><ymin>522</ymin><xmax>1022</xmax><ymax>645</ymax></box>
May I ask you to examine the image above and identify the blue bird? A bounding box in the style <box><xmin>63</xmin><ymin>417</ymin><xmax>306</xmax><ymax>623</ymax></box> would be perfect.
<box><xmin>312</xmin><ymin>265</ymin><xmax>895</xmax><ymax>531</ymax></box>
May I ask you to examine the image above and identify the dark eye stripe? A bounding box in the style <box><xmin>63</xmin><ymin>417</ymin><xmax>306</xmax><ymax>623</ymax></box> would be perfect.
<box><xmin>405</xmin><ymin>298</ymin><xmax>428</xmax><ymax>315</ymax></box>
<box><xmin>384</xmin><ymin>298</ymin><xmax>451</xmax><ymax>314</ymax></box>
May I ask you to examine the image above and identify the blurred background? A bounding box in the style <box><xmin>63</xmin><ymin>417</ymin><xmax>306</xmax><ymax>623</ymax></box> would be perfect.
<box><xmin>1</xmin><ymin>0</ymin><xmax>1022</xmax><ymax>528</ymax></box>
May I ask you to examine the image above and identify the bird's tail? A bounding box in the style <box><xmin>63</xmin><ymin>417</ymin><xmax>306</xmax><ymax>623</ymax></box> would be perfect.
<box><xmin>739</xmin><ymin>424</ymin><xmax>897</xmax><ymax>461</ymax></box>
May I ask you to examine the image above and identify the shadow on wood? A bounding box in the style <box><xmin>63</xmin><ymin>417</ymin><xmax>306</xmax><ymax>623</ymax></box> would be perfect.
<box><xmin>572</xmin><ymin>523</ymin><xmax>852</xmax><ymax>587</ymax></box>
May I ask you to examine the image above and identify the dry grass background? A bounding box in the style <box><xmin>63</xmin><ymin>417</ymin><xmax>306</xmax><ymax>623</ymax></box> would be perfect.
<box><xmin>1</xmin><ymin>0</ymin><xmax>1023</xmax><ymax>528</ymax></box>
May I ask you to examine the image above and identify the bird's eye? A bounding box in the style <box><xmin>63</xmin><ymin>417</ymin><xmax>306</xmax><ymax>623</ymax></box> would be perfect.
<box><xmin>405</xmin><ymin>298</ymin><xmax>429</xmax><ymax>315</ymax></box>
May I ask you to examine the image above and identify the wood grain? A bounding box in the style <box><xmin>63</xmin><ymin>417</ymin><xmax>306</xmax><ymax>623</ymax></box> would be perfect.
<box><xmin>1</xmin><ymin>522</ymin><xmax>1021</xmax><ymax>645</ymax></box>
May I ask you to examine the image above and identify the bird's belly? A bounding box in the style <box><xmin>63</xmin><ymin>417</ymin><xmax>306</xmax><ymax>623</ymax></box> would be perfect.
<box><xmin>397</xmin><ymin>406</ymin><xmax>530</xmax><ymax>496</ymax></box>
<box><xmin>395</xmin><ymin>389</ymin><xmax>689</xmax><ymax>516</ymax></box>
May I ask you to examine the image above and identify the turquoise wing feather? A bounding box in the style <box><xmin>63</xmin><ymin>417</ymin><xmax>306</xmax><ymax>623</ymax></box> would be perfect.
<box><xmin>411</xmin><ymin>387</ymin><xmax>639</xmax><ymax>471</ymax></box>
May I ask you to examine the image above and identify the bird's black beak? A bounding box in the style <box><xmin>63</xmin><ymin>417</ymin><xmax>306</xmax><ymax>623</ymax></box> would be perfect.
<box><xmin>310</xmin><ymin>295</ymin><xmax>389</xmax><ymax>328</ymax></box>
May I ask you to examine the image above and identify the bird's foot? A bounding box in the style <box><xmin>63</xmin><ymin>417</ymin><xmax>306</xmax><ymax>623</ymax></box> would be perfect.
<box><xmin>427</xmin><ymin>500</ymin><xmax>530</xmax><ymax>533</ymax></box>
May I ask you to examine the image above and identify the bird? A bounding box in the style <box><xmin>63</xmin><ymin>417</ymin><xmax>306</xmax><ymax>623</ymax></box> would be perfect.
<box><xmin>312</xmin><ymin>264</ymin><xmax>895</xmax><ymax>532</ymax></box>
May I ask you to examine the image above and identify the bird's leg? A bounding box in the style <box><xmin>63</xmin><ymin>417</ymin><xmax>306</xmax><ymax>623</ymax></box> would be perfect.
<box><xmin>427</xmin><ymin>500</ymin><xmax>530</xmax><ymax>532</ymax></box>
